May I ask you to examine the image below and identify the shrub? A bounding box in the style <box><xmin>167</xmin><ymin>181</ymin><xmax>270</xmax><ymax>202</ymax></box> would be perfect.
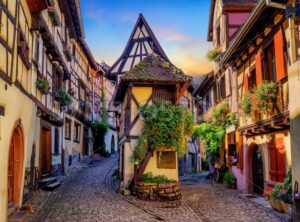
<box><xmin>241</xmin><ymin>91</ymin><xmax>252</xmax><ymax>115</ymax></box>
<box><xmin>255</xmin><ymin>81</ymin><xmax>278</xmax><ymax>113</ymax></box>
<box><xmin>223</xmin><ymin>171</ymin><xmax>236</xmax><ymax>185</ymax></box>
<box><xmin>141</xmin><ymin>172</ymin><xmax>175</xmax><ymax>184</ymax></box>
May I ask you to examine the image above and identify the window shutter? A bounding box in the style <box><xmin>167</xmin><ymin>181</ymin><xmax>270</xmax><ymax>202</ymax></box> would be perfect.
<box><xmin>269</xmin><ymin>139</ymin><xmax>277</xmax><ymax>181</ymax></box>
<box><xmin>255</xmin><ymin>51</ymin><xmax>263</xmax><ymax>86</ymax></box>
<box><xmin>236</xmin><ymin>132</ymin><xmax>243</xmax><ymax>170</ymax></box>
<box><xmin>244</xmin><ymin>74</ymin><xmax>249</xmax><ymax>92</ymax></box>
<box><xmin>274</xmin><ymin>28</ymin><xmax>287</xmax><ymax>81</ymax></box>
<box><xmin>275</xmin><ymin>138</ymin><xmax>286</xmax><ymax>182</ymax></box>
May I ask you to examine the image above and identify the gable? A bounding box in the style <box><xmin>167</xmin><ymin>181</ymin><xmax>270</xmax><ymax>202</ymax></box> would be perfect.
<box><xmin>106</xmin><ymin>13</ymin><xmax>169</xmax><ymax>81</ymax></box>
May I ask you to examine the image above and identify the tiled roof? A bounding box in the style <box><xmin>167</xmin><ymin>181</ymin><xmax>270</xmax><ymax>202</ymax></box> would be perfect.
<box><xmin>222</xmin><ymin>0</ymin><xmax>258</xmax><ymax>6</ymax></box>
<box><xmin>121</xmin><ymin>54</ymin><xmax>192</xmax><ymax>83</ymax></box>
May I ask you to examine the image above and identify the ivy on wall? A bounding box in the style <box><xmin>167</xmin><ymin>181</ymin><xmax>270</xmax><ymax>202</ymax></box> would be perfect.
<box><xmin>131</xmin><ymin>100</ymin><xmax>194</xmax><ymax>164</ymax></box>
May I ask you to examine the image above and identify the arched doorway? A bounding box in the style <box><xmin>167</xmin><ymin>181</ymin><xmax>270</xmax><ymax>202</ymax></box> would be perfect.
<box><xmin>111</xmin><ymin>135</ymin><xmax>115</xmax><ymax>154</ymax></box>
<box><xmin>252</xmin><ymin>145</ymin><xmax>264</xmax><ymax>195</ymax></box>
<box><xmin>7</xmin><ymin>123</ymin><xmax>24</xmax><ymax>207</ymax></box>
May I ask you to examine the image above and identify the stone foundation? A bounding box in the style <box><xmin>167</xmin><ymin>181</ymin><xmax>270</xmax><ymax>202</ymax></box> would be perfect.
<box><xmin>132</xmin><ymin>182</ymin><xmax>181</xmax><ymax>201</ymax></box>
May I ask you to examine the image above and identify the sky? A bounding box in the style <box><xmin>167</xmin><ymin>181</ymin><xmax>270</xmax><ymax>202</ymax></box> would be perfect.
<box><xmin>81</xmin><ymin>0</ymin><xmax>213</xmax><ymax>76</ymax></box>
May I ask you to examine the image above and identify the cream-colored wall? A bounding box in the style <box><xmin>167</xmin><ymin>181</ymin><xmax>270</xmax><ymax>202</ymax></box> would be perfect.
<box><xmin>123</xmin><ymin>140</ymin><xmax>136</xmax><ymax>187</ymax></box>
<box><xmin>144</xmin><ymin>151</ymin><xmax>178</xmax><ymax>181</ymax></box>
<box><xmin>0</xmin><ymin>81</ymin><xmax>39</xmax><ymax>221</ymax></box>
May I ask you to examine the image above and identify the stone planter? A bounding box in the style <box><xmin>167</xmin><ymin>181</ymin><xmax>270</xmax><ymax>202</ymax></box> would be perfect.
<box><xmin>132</xmin><ymin>181</ymin><xmax>181</xmax><ymax>201</ymax></box>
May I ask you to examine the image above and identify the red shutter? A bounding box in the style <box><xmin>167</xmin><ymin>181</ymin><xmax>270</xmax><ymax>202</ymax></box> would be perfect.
<box><xmin>269</xmin><ymin>139</ymin><xmax>277</xmax><ymax>181</ymax></box>
<box><xmin>255</xmin><ymin>51</ymin><xmax>263</xmax><ymax>86</ymax></box>
<box><xmin>269</xmin><ymin>138</ymin><xmax>286</xmax><ymax>182</ymax></box>
<box><xmin>275</xmin><ymin>138</ymin><xmax>286</xmax><ymax>182</ymax></box>
<box><xmin>274</xmin><ymin>28</ymin><xmax>287</xmax><ymax>81</ymax></box>
<box><xmin>244</xmin><ymin>75</ymin><xmax>249</xmax><ymax>92</ymax></box>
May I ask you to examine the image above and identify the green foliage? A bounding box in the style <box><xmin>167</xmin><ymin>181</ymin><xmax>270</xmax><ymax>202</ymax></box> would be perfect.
<box><xmin>241</xmin><ymin>91</ymin><xmax>252</xmax><ymax>115</ymax></box>
<box><xmin>207</xmin><ymin>47</ymin><xmax>221</xmax><ymax>61</ymax></box>
<box><xmin>193</xmin><ymin>123</ymin><xmax>225</xmax><ymax>155</ymax></box>
<box><xmin>268</xmin><ymin>169</ymin><xmax>292</xmax><ymax>203</ymax></box>
<box><xmin>268</xmin><ymin>184</ymin><xmax>284</xmax><ymax>201</ymax></box>
<box><xmin>255</xmin><ymin>81</ymin><xmax>278</xmax><ymax>113</ymax></box>
<box><xmin>92</xmin><ymin>121</ymin><xmax>109</xmax><ymax>135</ymax></box>
<box><xmin>223</xmin><ymin>171</ymin><xmax>236</xmax><ymax>185</ymax></box>
<box><xmin>36</xmin><ymin>78</ymin><xmax>50</xmax><ymax>94</ymax></box>
<box><xmin>141</xmin><ymin>172</ymin><xmax>175</xmax><ymax>184</ymax></box>
<box><xmin>54</xmin><ymin>89</ymin><xmax>72</xmax><ymax>107</ymax></box>
<box><xmin>131</xmin><ymin>100</ymin><xmax>194</xmax><ymax>164</ymax></box>
<box><xmin>241</xmin><ymin>81</ymin><xmax>278</xmax><ymax>114</ymax></box>
<box><xmin>194</xmin><ymin>100</ymin><xmax>236</xmax><ymax>157</ymax></box>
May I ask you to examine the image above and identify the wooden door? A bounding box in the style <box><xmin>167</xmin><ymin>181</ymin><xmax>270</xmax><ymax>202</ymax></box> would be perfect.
<box><xmin>39</xmin><ymin>127</ymin><xmax>51</xmax><ymax>178</ymax></box>
<box><xmin>7</xmin><ymin>125</ymin><xmax>24</xmax><ymax>206</ymax></box>
<box><xmin>7</xmin><ymin>143</ymin><xmax>14</xmax><ymax>204</ymax></box>
<box><xmin>252</xmin><ymin>146</ymin><xmax>264</xmax><ymax>195</ymax></box>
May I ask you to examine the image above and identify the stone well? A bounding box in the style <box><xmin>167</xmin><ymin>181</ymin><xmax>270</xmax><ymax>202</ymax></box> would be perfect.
<box><xmin>132</xmin><ymin>181</ymin><xmax>181</xmax><ymax>201</ymax></box>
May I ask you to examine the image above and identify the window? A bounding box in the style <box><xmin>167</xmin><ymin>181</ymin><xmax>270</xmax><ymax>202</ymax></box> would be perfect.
<box><xmin>249</xmin><ymin>68</ymin><xmax>256</xmax><ymax>91</ymax></box>
<box><xmin>65</xmin><ymin>118</ymin><xmax>71</xmax><ymax>140</ymax></box>
<box><xmin>269</xmin><ymin>138</ymin><xmax>286</xmax><ymax>182</ymax></box>
<box><xmin>220</xmin><ymin>76</ymin><xmax>226</xmax><ymax>99</ymax></box>
<box><xmin>54</xmin><ymin>128</ymin><xmax>59</xmax><ymax>154</ymax></box>
<box><xmin>74</xmin><ymin>122</ymin><xmax>81</xmax><ymax>143</ymax></box>
<box><xmin>53</xmin><ymin>68</ymin><xmax>62</xmax><ymax>90</ymax></box>
<box><xmin>153</xmin><ymin>87</ymin><xmax>174</xmax><ymax>102</ymax></box>
<box><xmin>263</xmin><ymin>43</ymin><xmax>277</xmax><ymax>82</ymax></box>
<box><xmin>156</xmin><ymin>151</ymin><xmax>176</xmax><ymax>169</ymax></box>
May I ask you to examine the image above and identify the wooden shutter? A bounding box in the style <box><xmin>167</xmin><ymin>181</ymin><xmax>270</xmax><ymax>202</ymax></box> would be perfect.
<box><xmin>244</xmin><ymin>74</ymin><xmax>249</xmax><ymax>92</ymax></box>
<box><xmin>269</xmin><ymin>138</ymin><xmax>286</xmax><ymax>182</ymax></box>
<box><xmin>255</xmin><ymin>51</ymin><xmax>263</xmax><ymax>85</ymax></box>
<box><xmin>236</xmin><ymin>132</ymin><xmax>243</xmax><ymax>170</ymax></box>
<box><xmin>269</xmin><ymin>139</ymin><xmax>277</xmax><ymax>181</ymax></box>
<box><xmin>275</xmin><ymin>138</ymin><xmax>286</xmax><ymax>182</ymax></box>
<box><xmin>274</xmin><ymin>28</ymin><xmax>287</xmax><ymax>81</ymax></box>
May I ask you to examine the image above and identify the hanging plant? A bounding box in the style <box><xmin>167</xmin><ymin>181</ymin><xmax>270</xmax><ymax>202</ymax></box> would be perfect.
<box><xmin>36</xmin><ymin>78</ymin><xmax>50</xmax><ymax>94</ymax></box>
<box><xmin>54</xmin><ymin>89</ymin><xmax>72</xmax><ymax>107</ymax></box>
<box><xmin>240</xmin><ymin>91</ymin><xmax>252</xmax><ymax>115</ymax></box>
<box><xmin>255</xmin><ymin>81</ymin><xmax>279</xmax><ymax>114</ymax></box>
<box><xmin>207</xmin><ymin>47</ymin><xmax>221</xmax><ymax>61</ymax></box>
<box><xmin>130</xmin><ymin>100</ymin><xmax>194</xmax><ymax>164</ymax></box>
<box><xmin>64</xmin><ymin>48</ymin><xmax>72</xmax><ymax>62</ymax></box>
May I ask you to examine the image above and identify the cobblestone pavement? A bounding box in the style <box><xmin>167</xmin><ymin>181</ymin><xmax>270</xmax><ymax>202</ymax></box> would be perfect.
<box><xmin>29</xmin><ymin>154</ymin><xmax>284</xmax><ymax>222</ymax></box>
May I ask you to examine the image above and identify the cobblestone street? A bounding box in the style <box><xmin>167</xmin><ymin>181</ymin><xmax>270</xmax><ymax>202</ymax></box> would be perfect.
<box><xmin>29</xmin><ymin>154</ymin><xmax>284</xmax><ymax>222</ymax></box>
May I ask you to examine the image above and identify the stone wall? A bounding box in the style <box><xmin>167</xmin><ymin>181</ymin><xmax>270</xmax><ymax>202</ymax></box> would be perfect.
<box><xmin>132</xmin><ymin>182</ymin><xmax>181</xmax><ymax>201</ymax></box>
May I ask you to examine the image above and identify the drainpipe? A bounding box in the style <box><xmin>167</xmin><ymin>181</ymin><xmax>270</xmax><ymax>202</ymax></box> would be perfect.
<box><xmin>266</xmin><ymin>0</ymin><xmax>286</xmax><ymax>9</ymax></box>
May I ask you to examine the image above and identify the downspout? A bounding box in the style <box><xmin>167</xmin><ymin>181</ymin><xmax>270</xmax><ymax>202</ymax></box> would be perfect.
<box><xmin>266</xmin><ymin>0</ymin><xmax>286</xmax><ymax>9</ymax></box>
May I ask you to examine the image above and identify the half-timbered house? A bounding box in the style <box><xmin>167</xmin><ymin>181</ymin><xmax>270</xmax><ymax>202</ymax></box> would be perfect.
<box><xmin>219</xmin><ymin>0</ymin><xmax>291</xmax><ymax>195</ymax></box>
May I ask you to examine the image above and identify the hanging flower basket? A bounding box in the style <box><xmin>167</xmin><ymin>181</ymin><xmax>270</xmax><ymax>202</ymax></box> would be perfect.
<box><xmin>54</xmin><ymin>89</ymin><xmax>72</xmax><ymax>107</ymax></box>
<box><xmin>36</xmin><ymin>78</ymin><xmax>50</xmax><ymax>95</ymax></box>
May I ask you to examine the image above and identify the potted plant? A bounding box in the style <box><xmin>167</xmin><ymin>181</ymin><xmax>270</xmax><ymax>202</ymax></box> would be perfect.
<box><xmin>207</xmin><ymin>47</ymin><xmax>221</xmax><ymax>61</ymax></box>
<box><xmin>255</xmin><ymin>81</ymin><xmax>278</xmax><ymax>114</ymax></box>
<box><xmin>223</xmin><ymin>170</ymin><xmax>236</xmax><ymax>189</ymax></box>
<box><xmin>64</xmin><ymin>47</ymin><xmax>72</xmax><ymax>62</ymax></box>
<box><xmin>54</xmin><ymin>89</ymin><xmax>72</xmax><ymax>107</ymax></box>
<box><xmin>36</xmin><ymin>78</ymin><xmax>50</xmax><ymax>94</ymax></box>
<box><xmin>241</xmin><ymin>91</ymin><xmax>252</xmax><ymax>116</ymax></box>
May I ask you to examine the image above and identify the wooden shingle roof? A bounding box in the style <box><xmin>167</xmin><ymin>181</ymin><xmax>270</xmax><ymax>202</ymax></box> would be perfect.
<box><xmin>120</xmin><ymin>54</ymin><xmax>192</xmax><ymax>83</ymax></box>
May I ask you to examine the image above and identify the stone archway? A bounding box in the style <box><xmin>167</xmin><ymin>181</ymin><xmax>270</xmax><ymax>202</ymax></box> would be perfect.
<box><xmin>7</xmin><ymin>121</ymin><xmax>24</xmax><ymax>207</ymax></box>
<box><xmin>246</xmin><ymin>143</ymin><xmax>265</xmax><ymax>195</ymax></box>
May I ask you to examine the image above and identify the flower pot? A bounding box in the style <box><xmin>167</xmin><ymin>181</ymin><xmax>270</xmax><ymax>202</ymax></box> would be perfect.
<box><xmin>269</xmin><ymin>199</ymin><xmax>284</xmax><ymax>212</ymax></box>
<box><xmin>281</xmin><ymin>201</ymin><xmax>291</xmax><ymax>213</ymax></box>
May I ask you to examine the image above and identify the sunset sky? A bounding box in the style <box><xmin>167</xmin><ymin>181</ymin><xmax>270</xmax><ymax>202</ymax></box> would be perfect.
<box><xmin>81</xmin><ymin>0</ymin><xmax>213</xmax><ymax>76</ymax></box>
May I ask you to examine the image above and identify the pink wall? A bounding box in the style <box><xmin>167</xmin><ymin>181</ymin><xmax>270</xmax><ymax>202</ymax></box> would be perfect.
<box><xmin>232</xmin><ymin>166</ymin><xmax>246</xmax><ymax>192</ymax></box>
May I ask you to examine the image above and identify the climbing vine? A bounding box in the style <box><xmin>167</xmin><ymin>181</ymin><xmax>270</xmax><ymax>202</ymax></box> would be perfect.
<box><xmin>131</xmin><ymin>100</ymin><xmax>194</xmax><ymax>164</ymax></box>
<box><xmin>92</xmin><ymin>87</ymin><xmax>110</xmax><ymax>156</ymax></box>
<box><xmin>193</xmin><ymin>100</ymin><xmax>237</xmax><ymax>158</ymax></box>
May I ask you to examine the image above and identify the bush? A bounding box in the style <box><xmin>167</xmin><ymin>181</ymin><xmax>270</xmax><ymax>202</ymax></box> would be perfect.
<box><xmin>223</xmin><ymin>171</ymin><xmax>236</xmax><ymax>185</ymax></box>
<box><xmin>141</xmin><ymin>172</ymin><xmax>175</xmax><ymax>184</ymax></box>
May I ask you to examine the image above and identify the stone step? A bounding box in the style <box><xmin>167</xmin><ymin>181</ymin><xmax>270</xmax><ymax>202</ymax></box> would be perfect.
<box><xmin>43</xmin><ymin>181</ymin><xmax>61</xmax><ymax>191</ymax></box>
<box><xmin>8</xmin><ymin>211</ymin><xmax>29</xmax><ymax>222</ymax></box>
<box><xmin>38</xmin><ymin>177</ymin><xmax>57</xmax><ymax>188</ymax></box>
<box><xmin>7</xmin><ymin>204</ymin><xmax>18</xmax><ymax>218</ymax></box>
